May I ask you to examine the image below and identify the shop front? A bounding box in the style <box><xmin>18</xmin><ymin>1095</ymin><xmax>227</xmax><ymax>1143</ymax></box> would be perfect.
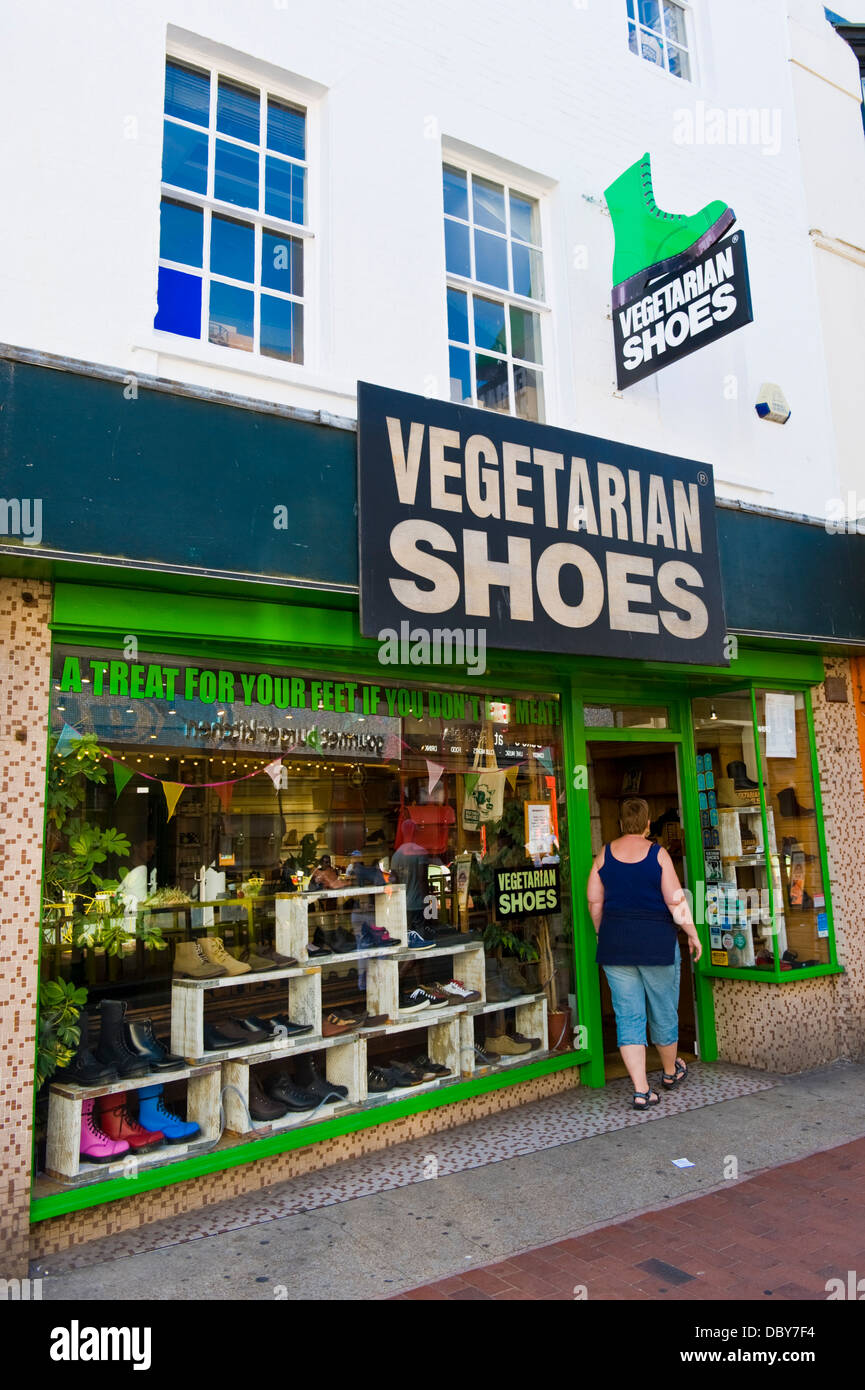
<box><xmin>1</xmin><ymin>350</ymin><xmax>863</xmax><ymax>1266</ymax></box>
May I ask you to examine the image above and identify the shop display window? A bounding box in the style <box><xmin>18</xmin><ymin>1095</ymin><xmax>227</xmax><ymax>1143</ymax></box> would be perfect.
<box><xmin>691</xmin><ymin>689</ymin><xmax>833</xmax><ymax>975</ymax></box>
<box><xmin>37</xmin><ymin>647</ymin><xmax>576</xmax><ymax>1189</ymax></box>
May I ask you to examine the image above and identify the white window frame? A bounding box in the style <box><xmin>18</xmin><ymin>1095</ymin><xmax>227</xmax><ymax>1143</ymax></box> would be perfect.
<box><xmin>442</xmin><ymin>155</ymin><xmax>553</xmax><ymax>425</ymax></box>
<box><xmin>626</xmin><ymin>0</ymin><xmax>695</xmax><ymax>84</ymax></box>
<box><xmin>157</xmin><ymin>43</ymin><xmax>316</xmax><ymax>370</ymax></box>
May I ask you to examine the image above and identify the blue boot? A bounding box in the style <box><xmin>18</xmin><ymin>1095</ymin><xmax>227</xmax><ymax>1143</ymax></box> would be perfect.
<box><xmin>137</xmin><ymin>1085</ymin><xmax>200</xmax><ymax>1144</ymax></box>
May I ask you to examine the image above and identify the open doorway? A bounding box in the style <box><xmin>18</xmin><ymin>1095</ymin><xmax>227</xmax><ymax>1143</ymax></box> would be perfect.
<box><xmin>586</xmin><ymin>740</ymin><xmax>697</xmax><ymax>1080</ymax></box>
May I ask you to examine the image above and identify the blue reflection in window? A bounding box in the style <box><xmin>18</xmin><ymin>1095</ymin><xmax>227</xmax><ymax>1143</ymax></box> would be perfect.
<box><xmin>474</xmin><ymin>229</ymin><xmax>508</xmax><ymax>290</ymax></box>
<box><xmin>261</xmin><ymin>295</ymin><xmax>302</xmax><ymax>362</ymax></box>
<box><xmin>162</xmin><ymin>120</ymin><xmax>208</xmax><ymax>193</ymax></box>
<box><xmin>445</xmin><ymin>220</ymin><xmax>471</xmax><ymax>278</ymax></box>
<box><xmin>475</xmin><ymin>354</ymin><xmax>510</xmax><ymax>412</ymax></box>
<box><xmin>217</xmin><ymin>79</ymin><xmax>260</xmax><ymax>144</ymax></box>
<box><xmin>268</xmin><ymin>99</ymin><xmax>305</xmax><ymax>160</ymax></box>
<box><xmin>159</xmin><ymin>199</ymin><xmax>203</xmax><ymax>267</ymax></box>
<box><xmin>472</xmin><ymin>178</ymin><xmax>506</xmax><ymax>235</ymax></box>
<box><xmin>262</xmin><ymin>231</ymin><xmax>302</xmax><ymax>296</ymax></box>
<box><xmin>264</xmin><ymin>157</ymin><xmax>305</xmax><ymax>223</ymax></box>
<box><xmin>164</xmin><ymin>61</ymin><xmax>209</xmax><ymax>126</ymax></box>
<box><xmin>449</xmin><ymin>346</ymin><xmax>471</xmax><ymax>405</ymax></box>
<box><xmin>208</xmin><ymin>281</ymin><xmax>254</xmax><ymax>350</ymax></box>
<box><xmin>214</xmin><ymin>139</ymin><xmax>259</xmax><ymax>208</ymax></box>
<box><xmin>211</xmin><ymin>215</ymin><xmax>254</xmax><ymax>282</ymax></box>
<box><xmin>512</xmin><ymin>242</ymin><xmax>543</xmax><ymax>298</ymax></box>
<box><xmin>155</xmin><ymin>267</ymin><xmax>201</xmax><ymax>337</ymax></box>
<box><xmin>443</xmin><ymin>165</ymin><xmax>468</xmax><ymax>220</ymax></box>
<box><xmin>447</xmin><ymin>287</ymin><xmax>469</xmax><ymax>344</ymax></box>
<box><xmin>473</xmin><ymin>297</ymin><xmax>507</xmax><ymax>353</ymax></box>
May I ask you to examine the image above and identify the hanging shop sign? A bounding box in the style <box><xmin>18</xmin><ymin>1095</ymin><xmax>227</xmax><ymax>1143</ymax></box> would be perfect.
<box><xmin>495</xmin><ymin>864</ymin><xmax>561</xmax><ymax>918</ymax></box>
<box><xmin>612</xmin><ymin>233</ymin><xmax>753</xmax><ymax>390</ymax></box>
<box><xmin>357</xmin><ymin>382</ymin><xmax>728</xmax><ymax>666</ymax></box>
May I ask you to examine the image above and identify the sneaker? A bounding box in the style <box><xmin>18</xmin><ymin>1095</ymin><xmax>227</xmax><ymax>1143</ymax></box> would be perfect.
<box><xmin>473</xmin><ymin>1044</ymin><xmax>500</xmax><ymax>1066</ymax></box>
<box><xmin>359</xmin><ymin>922</ymin><xmax>400</xmax><ymax>950</ymax></box>
<box><xmin>404</xmin><ymin>985</ymin><xmax>449</xmax><ymax>1009</ymax></box>
<box><xmin>407</xmin><ymin>928</ymin><xmax>436</xmax><ymax>950</ymax></box>
<box><xmin>398</xmin><ymin>990</ymin><xmax>431</xmax><ymax>1014</ymax></box>
<box><xmin>486</xmin><ymin>1032</ymin><xmax>532</xmax><ymax>1056</ymax></box>
<box><xmin>436</xmin><ymin>978</ymin><xmax>482</xmax><ymax>1003</ymax></box>
<box><xmin>413</xmin><ymin>1054</ymin><xmax>451</xmax><ymax>1079</ymax></box>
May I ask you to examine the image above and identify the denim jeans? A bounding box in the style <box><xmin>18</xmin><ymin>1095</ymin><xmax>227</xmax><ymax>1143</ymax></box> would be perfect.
<box><xmin>603</xmin><ymin>944</ymin><xmax>681</xmax><ymax>1048</ymax></box>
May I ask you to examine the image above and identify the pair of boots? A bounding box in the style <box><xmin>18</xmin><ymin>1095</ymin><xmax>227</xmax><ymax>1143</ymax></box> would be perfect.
<box><xmin>80</xmin><ymin>1086</ymin><xmax>200</xmax><ymax>1164</ymax></box>
<box><xmin>60</xmin><ymin>1002</ymin><xmax>184</xmax><ymax>1085</ymax></box>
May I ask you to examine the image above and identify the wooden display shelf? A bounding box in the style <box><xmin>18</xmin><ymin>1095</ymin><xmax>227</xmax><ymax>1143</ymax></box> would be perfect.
<box><xmin>470</xmin><ymin>990</ymin><xmax>546</xmax><ymax>1016</ymax></box>
<box><xmin>49</xmin><ymin>1062</ymin><xmax>215</xmax><ymax>1102</ymax></box>
<box><xmin>171</xmin><ymin>967</ymin><xmax>322</xmax><ymax>1061</ymax></box>
<box><xmin>222</xmin><ymin>1033</ymin><xmax>365</xmax><ymax>1134</ymax></box>
<box><xmin>45</xmin><ymin>1134</ymin><xmax>219</xmax><ymax>1189</ymax></box>
<box><xmin>171</xmin><ymin>963</ymin><xmax>319</xmax><ymax>990</ymax></box>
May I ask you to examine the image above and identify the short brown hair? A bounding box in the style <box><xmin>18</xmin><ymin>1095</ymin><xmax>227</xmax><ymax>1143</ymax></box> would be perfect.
<box><xmin>620</xmin><ymin>797</ymin><xmax>650</xmax><ymax>834</ymax></box>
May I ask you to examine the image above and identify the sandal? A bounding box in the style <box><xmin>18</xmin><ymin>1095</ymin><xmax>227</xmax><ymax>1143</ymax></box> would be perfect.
<box><xmin>631</xmin><ymin>1089</ymin><xmax>660</xmax><ymax>1110</ymax></box>
<box><xmin>662</xmin><ymin>1059</ymin><xmax>688</xmax><ymax>1090</ymax></box>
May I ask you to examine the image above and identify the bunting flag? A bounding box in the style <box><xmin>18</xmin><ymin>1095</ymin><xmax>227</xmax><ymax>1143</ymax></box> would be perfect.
<box><xmin>55</xmin><ymin>723</ymin><xmax>84</xmax><ymax>758</ymax></box>
<box><xmin>263</xmin><ymin>758</ymin><xmax>284</xmax><ymax>792</ymax></box>
<box><xmin>214</xmin><ymin>783</ymin><xmax>234</xmax><ymax>813</ymax></box>
<box><xmin>112</xmin><ymin>763</ymin><xmax>134</xmax><ymax>799</ymax></box>
<box><xmin>505</xmin><ymin>765</ymin><xmax>520</xmax><ymax>790</ymax></box>
<box><xmin>425</xmin><ymin>760</ymin><xmax>445</xmax><ymax>795</ymax></box>
<box><xmin>162</xmin><ymin>782</ymin><xmax>186</xmax><ymax>821</ymax></box>
<box><xmin>533</xmin><ymin>747</ymin><xmax>554</xmax><ymax>774</ymax></box>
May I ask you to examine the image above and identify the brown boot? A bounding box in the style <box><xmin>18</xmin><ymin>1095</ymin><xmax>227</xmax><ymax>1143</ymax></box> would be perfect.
<box><xmin>199</xmin><ymin>936</ymin><xmax>251</xmax><ymax>976</ymax></box>
<box><xmin>173</xmin><ymin>940</ymin><xmax>226</xmax><ymax>979</ymax></box>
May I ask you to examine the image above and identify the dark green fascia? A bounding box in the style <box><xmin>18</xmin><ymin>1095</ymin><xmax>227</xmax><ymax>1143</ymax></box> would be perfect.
<box><xmin>31</xmin><ymin>1049</ymin><xmax>585</xmax><ymax>1223</ymax></box>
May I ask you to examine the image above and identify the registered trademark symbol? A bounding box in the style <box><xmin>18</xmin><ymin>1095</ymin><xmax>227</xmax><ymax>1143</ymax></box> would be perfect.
<box><xmin>697</xmin><ymin>471</ymin><xmax>709</xmax><ymax>486</ymax></box>
<box><xmin>732</xmin><ymin>233</ymin><xmax>739</xmax><ymax>243</ymax></box>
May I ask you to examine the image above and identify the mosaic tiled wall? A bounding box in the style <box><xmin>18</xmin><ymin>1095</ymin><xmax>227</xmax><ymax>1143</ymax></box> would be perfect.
<box><xmin>31</xmin><ymin>1066</ymin><xmax>580</xmax><ymax>1259</ymax></box>
<box><xmin>0</xmin><ymin>580</ymin><xmax>52</xmax><ymax>1276</ymax></box>
<box><xmin>713</xmin><ymin>659</ymin><xmax>865</xmax><ymax>1072</ymax></box>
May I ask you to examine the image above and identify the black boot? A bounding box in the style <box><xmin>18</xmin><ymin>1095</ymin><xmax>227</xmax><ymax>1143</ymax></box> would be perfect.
<box><xmin>94</xmin><ymin>1000</ymin><xmax>150</xmax><ymax>1078</ymax></box>
<box><xmin>727</xmin><ymin>760</ymin><xmax>759</xmax><ymax>790</ymax></box>
<box><xmin>57</xmin><ymin>1014</ymin><xmax>118</xmax><ymax>1086</ymax></box>
<box><xmin>777</xmin><ymin>786</ymin><xmax>815</xmax><ymax>818</ymax></box>
<box><xmin>294</xmin><ymin>1052</ymin><xmax>347</xmax><ymax>1101</ymax></box>
<box><xmin>125</xmin><ymin>1017</ymin><xmax>185</xmax><ymax>1071</ymax></box>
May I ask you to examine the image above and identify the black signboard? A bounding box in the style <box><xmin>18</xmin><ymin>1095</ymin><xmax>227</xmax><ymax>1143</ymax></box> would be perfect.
<box><xmin>613</xmin><ymin>232</ymin><xmax>753</xmax><ymax>390</ymax></box>
<box><xmin>495</xmin><ymin>865</ymin><xmax>561</xmax><ymax>919</ymax></box>
<box><xmin>357</xmin><ymin>382</ymin><xmax>728</xmax><ymax>665</ymax></box>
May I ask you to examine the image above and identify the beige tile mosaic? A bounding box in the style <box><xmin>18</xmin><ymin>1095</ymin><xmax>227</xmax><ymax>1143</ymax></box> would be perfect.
<box><xmin>0</xmin><ymin>580</ymin><xmax>52</xmax><ymax>1276</ymax></box>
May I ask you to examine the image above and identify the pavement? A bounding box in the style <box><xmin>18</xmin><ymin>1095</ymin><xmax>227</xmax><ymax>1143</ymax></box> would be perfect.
<box><xmin>35</xmin><ymin>1059</ymin><xmax>865</xmax><ymax>1301</ymax></box>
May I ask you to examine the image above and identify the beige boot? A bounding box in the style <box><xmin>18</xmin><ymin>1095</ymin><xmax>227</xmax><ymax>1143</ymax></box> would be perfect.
<box><xmin>486</xmin><ymin>1032</ymin><xmax>532</xmax><ymax>1056</ymax></box>
<box><xmin>173</xmin><ymin>940</ymin><xmax>226</xmax><ymax>979</ymax></box>
<box><xmin>199</xmin><ymin>936</ymin><xmax>251</xmax><ymax>976</ymax></box>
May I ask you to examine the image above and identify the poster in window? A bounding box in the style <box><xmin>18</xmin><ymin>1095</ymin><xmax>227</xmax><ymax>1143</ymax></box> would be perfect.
<box><xmin>765</xmin><ymin>692</ymin><xmax>796</xmax><ymax>759</ymax></box>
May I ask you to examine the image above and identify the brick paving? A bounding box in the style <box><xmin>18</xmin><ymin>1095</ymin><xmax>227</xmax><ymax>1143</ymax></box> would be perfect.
<box><xmin>392</xmin><ymin>1136</ymin><xmax>865</xmax><ymax>1301</ymax></box>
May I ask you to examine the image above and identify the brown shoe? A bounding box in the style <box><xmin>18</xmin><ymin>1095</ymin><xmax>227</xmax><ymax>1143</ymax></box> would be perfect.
<box><xmin>486</xmin><ymin>1032</ymin><xmax>532</xmax><ymax>1056</ymax></box>
<box><xmin>199</xmin><ymin>937</ymin><xmax>251</xmax><ymax>976</ymax></box>
<box><xmin>322</xmin><ymin>1012</ymin><xmax>358</xmax><ymax>1037</ymax></box>
<box><xmin>248</xmin><ymin>1069</ymin><xmax>288</xmax><ymax>1121</ymax></box>
<box><xmin>173</xmin><ymin>941</ymin><xmax>226</xmax><ymax>979</ymax></box>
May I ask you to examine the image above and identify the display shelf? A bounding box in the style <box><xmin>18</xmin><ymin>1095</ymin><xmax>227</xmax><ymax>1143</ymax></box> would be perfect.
<box><xmin>46</xmin><ymin>1134</ymin><xmax>219</xmax><ymax>1189</ymax></box>
<box><xmin>471</xmin><ymin>990</ymin><xmax>545</xmax><ymax>1016</ymax></box>
<box><xmin>222</xmin><ymin>1035</ymin><xmax>365</xmax><ymax>1134</ymax></box>
<box><xmin>396</xmin><ymin>940</ymin><xmax>485</xmax><ymax>965</ymax></box>
<box><xmin>275</xmin><ymin>884</ymin><xmax>407</xmax><ymax>961</ymax></box>
<box><xmin>171</xmin><ymin>967</ymin><xmax>322</xmax><ymax>1061</ymax></box>
<box><xmin>48</xmin><ymin>1062</ymin><xmax>213</xmax><ymax>1102</ymax></box>
<box><xmin>171</xmin><ymin>962</ymin><xmax>317</xmax><ymax>990</ymax></box>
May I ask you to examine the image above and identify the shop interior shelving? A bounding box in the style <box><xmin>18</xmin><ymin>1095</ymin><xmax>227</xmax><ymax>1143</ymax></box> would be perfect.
<box><xmin>715</xmin><ymin>803</ymin><xmax>785</xmax><ymax>966</ymax></box>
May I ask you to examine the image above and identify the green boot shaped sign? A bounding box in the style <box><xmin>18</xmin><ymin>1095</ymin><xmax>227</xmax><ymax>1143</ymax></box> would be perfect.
<box><xmin>605</xmin><ymin>152</ymin><xmax>753</xmax><ymax>389</ymax></box>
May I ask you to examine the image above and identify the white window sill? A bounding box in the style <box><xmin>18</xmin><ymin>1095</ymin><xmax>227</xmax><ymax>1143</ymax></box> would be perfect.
<box><xmin>135</xmin><ymin>332</ymin><xmax>358</xmax><ymax>404</ymax></box>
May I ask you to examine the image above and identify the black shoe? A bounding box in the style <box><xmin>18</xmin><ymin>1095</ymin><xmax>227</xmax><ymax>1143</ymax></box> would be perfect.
<box><xmin>473</xmin><ymin>1044</ymin><xmax>500</xmax><ymax>1066</ymax></box>
<box><xmin>414</xmin><ymin>1053</ymin><xmax>451</xmax><ymax>1078</ymax></box>
<box><xmin>266</xmin><ymin>1074</ymin><xmax>320</xmax><ymax>1110</ymax></box>
<box><xmin>294</xmin><ymin>1053</ymin><xmax>348</xmax><ymax>1101</ymax></box>
<box><xmin>125</xmin><ymin>1018</ymin><xmax>185</xmax><ymax>1072</ymax></box>
<box><xmin>331</xmin><ymin>926</ymin><xmax>356</xmax><ymax>953</ymax></box>
<box><xmin>223</xmin><ymin>1018</ymin><xmax>272</xmax><ymax>1044</ymax></box>
<box><xmin>269</xmin><ymin>1013</ymin><xmax>315</xmax><ymax>1037</ymax></box>
<box><xmin>727</xmin><ymin>760</ymin><xmax>759</xmax><ymax>790</ymax></box>
<box><xmin>95</xmin><ymin>1000</ymin><xmax>150</xmax><ymax>1078</ymax></box>
<box><xmin>777</xmin><ymin>786</ymin><xmax>815</xmax><ymax>818</ymax></box>
<box><xmin>202</xmin><ymin>1022</ymin><xmax>249</xmax><ymax>1051</ymax></box>
<box><xmin>383</xmin><ymin>1061</ymin><xmax>424</xmax><ymax>1087</ymax></box>
<box><xmin>57</xmin><ymin>1015</ymin><xmax>118</xmax><ymax>1086</ymax></box>
<box><xmin>310</xmin><ymin>927</ymin><xmax>333</xmax><ymax>956</ymax></box>
<box><xmin>367</xmin><ymin>1066</ymin><xmax>394</xmax><ymax>1093</ymax></box>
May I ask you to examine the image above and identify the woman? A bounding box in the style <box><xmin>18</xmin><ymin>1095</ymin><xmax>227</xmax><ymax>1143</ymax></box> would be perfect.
<box><xmin>587</xmin><ymin>797</ymin><xmax>702</xmax><ymax>1110</ymax></box>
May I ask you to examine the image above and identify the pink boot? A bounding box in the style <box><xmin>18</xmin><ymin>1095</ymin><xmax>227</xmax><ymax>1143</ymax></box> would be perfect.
<box><xmin>80</xmin><ymin>1096</ymin><xmax>131</xmax><ymax>1164</ymax></box>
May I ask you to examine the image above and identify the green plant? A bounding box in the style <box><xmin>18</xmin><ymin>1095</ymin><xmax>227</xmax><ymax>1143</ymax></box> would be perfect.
<box><xmin>36</xmin><ymin>978</ymin><xmax>87</xmax><ymax>1088</ymax></box>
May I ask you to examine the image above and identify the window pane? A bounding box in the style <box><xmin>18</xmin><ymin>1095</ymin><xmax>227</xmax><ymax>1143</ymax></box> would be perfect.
<box><xmin>512</xmin><ymin>242</ymin><xmax>544</xmax><ymax>299</ymax></box>
<box><xmin>638</xmin><ymin>26</ymin><xmax>665</xmax><ymax>65</ymax></box>
<box><xmin>628</xmin><ymin>21</ymin><xmax>639</xmax><ymax>55</ymax></box>
<box><xmin>164</xmin><ymin>60</ymin><xmax>209</xmax><ymax>126</ymax></box>
<box><xmin>208</xmin><ymin>281</ymin><xmax>254</xmax><ymax>351</ymax></box>
<box><xmin>217</xmin><ymin>78</ymin><xmax>260</xmax><ymax>144</ymax></box>
<box><xmin>638</xmin><ymin>0</ymin><xmax>662</xmax><ymax>30</ymax></box>
<box><xmin>513</xmin><ymin>365</ymin><xmax>544</xmax><ymax>422</ymax></box>
<box><xmin>473</xmin><ymin>296</ymin><xmax>507</xmax><ymax>353</ymax></box>
<box><xmin>510</xmin><ymin>305</ymin><xmax>542</xmax><ymax>363</ymax></box>
<box><xmin>584</xmin><ymin>704</ymin><xmax>669</xmax><ymax>729</ymax></box>
<box><xmin>262</xmin><ymin>231</ymin><xmax>303</xmax><ymax>296</ymax></box>
<box><xmin>261</xmin><ymin>294</ymin><xmax>303</xmax><ymax>362</ymax></box>
<box><xmin>474</xmin><ymin>229</ymin><xmax>509</xmax><ymax>290</ymax></box>
<box><xmin>663</xmin><ymin>0</ymin><xmax>687</xmax><ymax>44</ymax></box>
<box><xmin>211</xmin><ymin>214</ymin><xmax>254</xmax><ymax>282</ymax></box>
<box><xmin>475</xmin><ymin>354</ymin><xmax>510</xmax><ymax>413</ymax></box>
<box><xmin>667</xmin><ymin>43</ymin><xmax>691</xmax><ymax>80</ymax></box>
<box><xmin>449</xmin><ymin>346</ymin><xmax>471</xmax><ymax>404</ymax></box>
<box><xmin>757</xmin><ymin>691</ymin><xmax>830</xmax><ymax>966</ymax></box>
<box><xmin>154</xmin><ymin>266</ymin><xmax>201</xmax><ymax>337</ymax></box>
<box><xmin>267</xmin><ymin>98</ymin><xmax>306</xmax><ymax>159</ymax></box>
<box><xmin>159</xmin><ymin>199</ymin><xmax>203</xmax><ymax>268</ymax></box>
<box><xmin>162</xmin><ymin>119</ymin><xmax>208</xmax><ymax>194</ymax></box>
<box><xmin>214</xmin><ymin>138</ymin><xmax>259</xmax><ymax>208</ymax></box>
<box><xmin>626</xmin><ymin>0</ymin><xmax>636</xmax><ymax>16</ymax></box>
<box><xmin>472</xmin><ymin>176</ymin><xmax>506</xmax><ymax>234</ymax></box>
<box><xmin>443</xmin><ymin>164</ymin><xmax>469</xmax><ymax>220</ymax></box>
<box><xmin>265</xmin><ymin>156</ymin><xmax>305</xmax><ymax>223</ymax></box>
<box><xmin>446</xmin><ymin>287</ymin><xmax>469</xmax><ymax>344</ymax></box>
<box><xmin>509</xmin><ymin>192</ymin><xmax>540</xmax><ymax>245</ymax></box>
<box><xmin>444</xmin><ymin>218</ymin><xmax>471</xmax><ymax>277</ymax></box>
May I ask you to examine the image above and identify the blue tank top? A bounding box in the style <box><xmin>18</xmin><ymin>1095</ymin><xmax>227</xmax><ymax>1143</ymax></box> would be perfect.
<box><xmin>595</xmin><ymin>841</ymin><xmax>678</xmax><ymax>966</ymax></box>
